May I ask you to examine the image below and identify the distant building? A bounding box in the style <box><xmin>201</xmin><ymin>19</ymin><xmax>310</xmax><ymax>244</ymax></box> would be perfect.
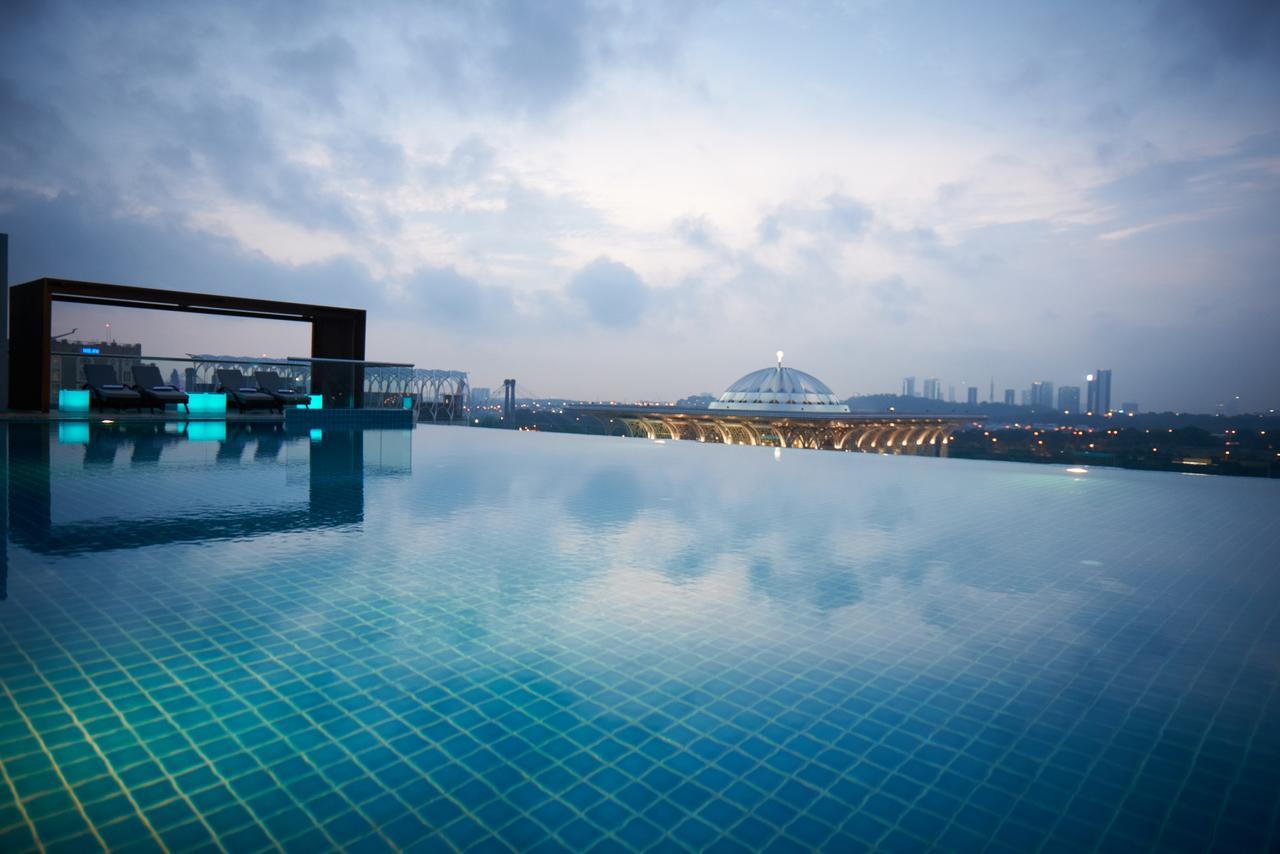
<box><xmin>51</xmin><ymin>339</ymin><xmax>142</xmax><ymax>398</ymax></box>
<box><xmin>1058</xmin><ymin>385</ymin><xmax>1080</xmax><ymax>414</ymax></box>
<box><xmin>184</xmin><ymin>367</ymin><xmax>202</xmax><ymax>393</ymax></box>
<box><xmin>966</xmin><ymin>386</ymin><xmax>977</xmax><ymax>405</ymax></box>
<box><xmin>1030</xmin><ymin>380</ymin><xmax>1055</xmax><ymax>409</ymax></box>
<box><xmin>1003</xmin><ymin>389</ymin><xmax>1015</xmax><ymax>405</ymax></box>
<box><xmin>471</xmin><ymin>387</ymin><xmax>491</xmax><ymax>403</ymax></box>
<box><xmin>902</xmin><ymin>376</ymin><xmax>916</xmax><ymax>398</ymax></box>
<box><xmin>1019</xmin><ymin>389</ymin><xmax>1030</xmax><ymax>406</ymax></box>
<box><xmin>1086</xmin><ymin>369</ymin><xmax>1112</xmax><ymax>414</ymax></box>
<box><xmin>1119</xmin><ymin>401</ymin><xmax>1139</xmax><ymax>414</ymax></box>
<box><xmin>948</xmin><ymin>384</ymin><xmax>956</xmax><ymax>402</ymax></box>
<box><xmin>923</xmin><ymin>377</ymin><xmax>941</xmax><ymax>400</ymax></box>
<box><xmin>167</xmin><ymin>368</ymin><xmax>182</xmax><ymax>389</ymax></box>
<box><xmin>676</xmin><ymin>393</ymin><xmax>715</xmax><ymax>408</ymax></box>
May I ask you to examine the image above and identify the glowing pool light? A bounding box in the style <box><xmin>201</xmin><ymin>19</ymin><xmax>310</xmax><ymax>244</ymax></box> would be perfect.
<box><xmin>58</xmin><ymin>389</ymin><xmax>91</xmax><ymax>412</ymax></box>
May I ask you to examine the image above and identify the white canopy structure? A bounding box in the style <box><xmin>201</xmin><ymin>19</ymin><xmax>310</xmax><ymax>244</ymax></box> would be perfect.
<box><xmin>709</xmin><ymin>352</ymin><xmax>850</xmax><ymax>412</ymax></box>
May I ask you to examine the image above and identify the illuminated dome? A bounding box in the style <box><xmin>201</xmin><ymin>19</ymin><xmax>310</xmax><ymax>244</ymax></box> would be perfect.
<box><xmin>709</xmin><ymin>352</ymin><xmax>849</xmax><ymax>412</ymax></box>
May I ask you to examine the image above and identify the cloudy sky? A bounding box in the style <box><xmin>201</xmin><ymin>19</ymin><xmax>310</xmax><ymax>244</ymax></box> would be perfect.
<box><xmin>2</xmin><ymin>0</ymin><xmax>1278</xmax><ymax>410</ymax></box>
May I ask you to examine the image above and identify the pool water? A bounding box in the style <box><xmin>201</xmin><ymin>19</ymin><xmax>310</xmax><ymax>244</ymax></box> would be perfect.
<box><xmin>1</xmin><ymin>422</ymin><xmax>1278</xmax><ymax>852</ymax></box>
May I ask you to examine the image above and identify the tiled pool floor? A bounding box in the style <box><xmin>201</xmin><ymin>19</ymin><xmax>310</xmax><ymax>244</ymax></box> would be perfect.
<box><xmin>1</xmin><ymin>422</ymin><xmax>1278</xmax><ymax>851</ymax></box>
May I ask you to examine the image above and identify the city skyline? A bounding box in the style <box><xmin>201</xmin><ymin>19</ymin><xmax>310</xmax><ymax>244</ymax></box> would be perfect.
<box><xmin>28</xmin><ymin>304</ymin><xmax>1269</xmax><ymax>414</ymax></box>
<box><xmin>3</xmin><ymin>2</ymin><xmax>1278</xmax><ymax>412</ymax></box>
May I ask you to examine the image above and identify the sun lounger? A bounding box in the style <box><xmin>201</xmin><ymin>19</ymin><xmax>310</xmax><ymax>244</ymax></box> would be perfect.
<box><xmin>215</xmin><ymin>369</ymin><xmax>279</xmax><ymax>412</ymax></box>
<box><xmin>82</xmin><ymin>364</ymin><xmax>143</xmax><ymax>412</ymax></box>
<box><xmin>131</xmin><ymin>364</ymin><xmax>190</xmax><ymax>413</ymax></box>
<box><xmin>254</xmin><ymin>371</ymin><xmax>312</xmax><ymax>408</ymax></box>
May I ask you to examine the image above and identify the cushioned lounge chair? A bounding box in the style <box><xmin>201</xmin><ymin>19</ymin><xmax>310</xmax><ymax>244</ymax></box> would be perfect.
<box><xmin>215</xmin><ymin>369</ymin><xmax>279</xmax><ymax>412</ymax></box>
<box><xmin>254</xmin><ymin>371</ymin><xmax>312</xmax><ymax>408</ymax></box>
<box><xmin>82</xmin><ymin>364</ymin><xmax>143</xmax><ymax>412</ymax></box>
<box><xmin>132</xmin><ymin>364</ymin><xmax>190</xmax><ymax>413</ymax></box>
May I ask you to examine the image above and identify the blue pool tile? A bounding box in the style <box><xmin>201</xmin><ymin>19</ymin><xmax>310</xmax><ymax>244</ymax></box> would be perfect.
<box><xmin>96</xmin><ymin>816</ymin><xmax>154</xmax><ymax>849</ymax></box>
<box><xmin>3</xmin><ymin>423</ymin><xmax>1280</xmax><ymax>852</ymax></box>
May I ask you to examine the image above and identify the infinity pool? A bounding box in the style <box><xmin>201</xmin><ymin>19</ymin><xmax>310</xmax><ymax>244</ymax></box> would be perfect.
<box><xmin>2</xmin><ymin>422</ymin><xmax>1278</xmax><ymax>852</ymax></box>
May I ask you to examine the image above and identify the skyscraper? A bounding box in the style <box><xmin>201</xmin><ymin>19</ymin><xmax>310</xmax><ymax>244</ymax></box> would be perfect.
<box><xmin>923</xmin><ymin>377</ymin><xmax>941</xmax><ymax>400</ymax></box>
<box><xmin>902</xmin><ymin>376</ymin><xmax>916</xmax><ymax>397</ymax></box>
<box><xmin>1086</xmin><ymin>369</ymin><xmax>1112</xmax><ymax>414</ymax></box>
<box><xmin>1030</xmin><ymin>380</ymin><xmax>1055</xmax><ymax>409</ymax></box>
<box><xmin>1058</xmin><ymin>385</ymin><xmax>1080</xmax><ymax>414</ymax></box>
<box><xmin>1003</xmin><ymin>389</ymin><xmax>1015</xmax><ymax>405</ymax></box>
<box><xmin>966</xmin><ymin>386</ymin><xmax>977</xmax><ymax>405</ymax></box>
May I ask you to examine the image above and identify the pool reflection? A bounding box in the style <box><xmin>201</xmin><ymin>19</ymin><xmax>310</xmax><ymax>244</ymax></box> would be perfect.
<box><xmin>1</xmin><ymin>422</ymin><xmax>416</xmax><ymax>568</ymax></box>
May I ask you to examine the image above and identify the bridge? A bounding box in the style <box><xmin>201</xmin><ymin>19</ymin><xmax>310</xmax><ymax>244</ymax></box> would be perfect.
<box><xmin>566</xmin><ymin>403</ymin><xmax>977</xmax><ymax>454</ymax></box>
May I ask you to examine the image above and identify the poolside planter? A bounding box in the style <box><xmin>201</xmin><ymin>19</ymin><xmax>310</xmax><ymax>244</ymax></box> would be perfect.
<box><xmin>186</xmin><ymin>393</ymin><xmax>227</xmax><ymax>414</ymax></box>
<box><xmin>57</xmin><ymin>389</ymin><xmax>91</xmax><ymax>412</ymax></box>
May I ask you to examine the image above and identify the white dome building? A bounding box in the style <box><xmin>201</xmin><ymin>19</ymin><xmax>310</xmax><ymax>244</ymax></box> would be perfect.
<box><xmin>709</xmin><ymin>352</ymin><xmax>850</xmax><ymax>413</ymax></box>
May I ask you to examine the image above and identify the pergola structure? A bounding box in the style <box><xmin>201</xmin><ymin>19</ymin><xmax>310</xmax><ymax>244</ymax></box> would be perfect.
<box><xmin>568</xmin><ymin>404</ymin><xmax>977</xmax><ymax>455</ymax></box>
<box><xmin>8</xmin><ymin>278</ymin><xmax>365</xmax><ymax>411</ymax></box>
<box><xmin>407</xmin><ymin>370</ymin><xmax>469</xmax><ymax>423</ymax></box>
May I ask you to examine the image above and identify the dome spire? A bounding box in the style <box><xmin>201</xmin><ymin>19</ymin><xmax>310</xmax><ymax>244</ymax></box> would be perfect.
<box><xmin>776</xmin><ymin>350</ymin><xmax>784</xmax><ymax>370</ymax></box>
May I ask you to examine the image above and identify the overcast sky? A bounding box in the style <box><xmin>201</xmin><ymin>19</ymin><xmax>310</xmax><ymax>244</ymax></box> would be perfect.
<box><xmin>3</xmin><ymin>1</ymin><xmax>1278</xmax><ymax>410</ymax></box>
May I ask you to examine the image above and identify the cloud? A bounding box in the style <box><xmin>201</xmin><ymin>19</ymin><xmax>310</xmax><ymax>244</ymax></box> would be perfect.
<box><xmin>269</xmin><ymin>34</ymin><xmax>358</xmax><ymax>111</ymax></box>
<box><xmin>0</xmin><ymin>78</ymin><xmax>90</xmax><ymax>189</ymax></box>
<box><xmin>405</xmin><ymin>0</ymin><xmax>692</xmax><ymax>115</ymax></box>
<box><xmin>402</xmin><ymin>266</ymin><xmax>517</xmax><ymax>331</ymax></box>
<box><xmin>1088</xmin><ymin>132</ymin><xmax>1280</xmax><ymax>235</ymax></box>
<box><xmin>0</xmin><ymin>2</ymin><xmax>1276</xmax><ymax>408</ymax></box>
<box><xmin>566</xmin><ymin>257</ymin><xmax>650</xmax><ymax>328</ymax></box>
<box><xmin>868</xmin><ymin>276</ymin><xmax>922</xmax><ymax>325</ymax></box>
<box><xmin>755</xmin><ymin>193</ymin><xmax>875</xmax><ymax>246</ymax></box>
<box><xmin>330</xmin><ymin>133</ymin><xmax>407</xmax><ymax>189</ymax></box>
<box><xmin>824</xmin><ymin>194</ymin><xmax>874</xmax><ymax>237</ymax></box>
<box><xmin>160</xmin><ymin>93</ymin><xmax>359</xmax><ymax>233</ymax></box>
<box><xmin>1149</xmin><ymin>0</ymin><xmax>1280</xmax><ymax>84</ymax></box>
<box><xmin>1</xmin><ymin>190</ymin><xmax>381</xmax><ymax>310</ymax></box>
